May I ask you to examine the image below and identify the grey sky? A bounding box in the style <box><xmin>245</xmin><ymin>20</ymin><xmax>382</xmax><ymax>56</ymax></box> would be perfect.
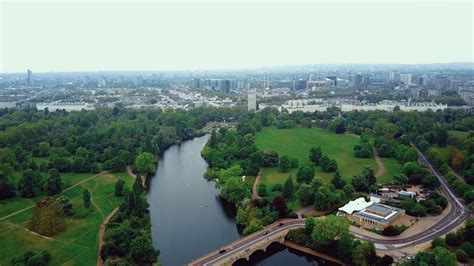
<box><xmin>1</xmin><ymin>0</ymin><xmax>472</xmax><ymax>72</ymax></box>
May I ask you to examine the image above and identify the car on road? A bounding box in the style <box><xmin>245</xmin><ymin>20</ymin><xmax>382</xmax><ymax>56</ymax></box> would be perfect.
<box><xmin>219</xmin><ymin>249</ymin><xmax>226</xmax><ymax>254</ymax></box>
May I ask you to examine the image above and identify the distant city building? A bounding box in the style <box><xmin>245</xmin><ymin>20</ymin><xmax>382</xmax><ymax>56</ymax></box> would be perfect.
<box><xmin>247</xmin><ymin>92</ymin><xmax>257</xmax><ymax>111</ymax></box>
<box><xmin>326</xmin><ymin>76</ymin><xmax>337</xmax><ymax>86</ymax></box>
<box><xmin>400</xmin><ymin>74</ymin><xmax>412</xmax><ymax>85</ymax></box>
<box><xmin>217</xmin><ymin>79</ymin><xmax>231</xmax><ymax>93</ymax></box>
<box><xmin>293</xmin><ymin>79</ymin><xmax>307</xmax><ymax>90</ymax></box>
<box><xmin>428</xmin><ymin>88</ymin><xmax>442</xmax><ymax>97</ymax></box>
<box><xmin>191</xmin><ymin>78</ymin><xmax>201</xmax><ymax>88</ymax></box>
<box><xmin>27</xmin><ymin>69</ymin><xmax>32</xmax><ymax>86</ymax></box>
<box><xmin>98</xmin><ymin>76</ymin><xmax>107</xmax><ymax>87</ymax></box>
<box><xmin>133</xmin><ymin>76</ymin><xmax>144</xmax><ymax>86</ymax></box>
<box><xmin>353</xmin><ymin>74</ymin><xmax>363</xmax><ymax>89</ymax></box>
<box><xmin>307</xmin><ymin>80</ymin><xmax>327</xmax><ymax>91</ymax></box>
<box><xmin>389</xmin><ymin>71</ymin><xmax>401</xmax><ymax>82</ymax></box>
<box><xmin>435</xmin><ymin>76</ymin><xmax>449</xmax><ymax>90</ymax></box>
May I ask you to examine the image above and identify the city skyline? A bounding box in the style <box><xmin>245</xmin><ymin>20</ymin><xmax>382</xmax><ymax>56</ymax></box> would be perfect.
<box><xmin>1</xmin><ymin>1</ymin><xmax>472</xmax><ymax>73</ymax></box>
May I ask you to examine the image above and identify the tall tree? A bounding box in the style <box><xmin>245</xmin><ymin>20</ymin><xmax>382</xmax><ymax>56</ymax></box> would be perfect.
<box><xmin>18</xmin><ymin>169</ymin><xmax>38</xmax><ymax>198</ymax></box>
<box><xmin>282</xmin><ymin>176</ymin><xmax>294</xmax><ymax>199</ymax></box>
<box><xmin>296</xmin><ymin>164</ymin><xmax>315</xmax><ymax>184</ymax></box>
<box><xmin>278</xmin><ymin>155</ymin><xmax>291</xmax><ymax>172</ymax></box>
<box><xmin>331</xmin><ymin>171</ymin><xmax>346</xmax><ymax>189</ymax></box>
<box><xmin>44</xmin><ymin>169</ymin><xmax>62</xmax><ymax>195</ymax></box>
<box><xmin>83</xmin><ymin>189</ymin><xmax>91</xmax><ymax>209</ymax></box>
<box><xmin>309</xmin><ymin>146</ymin><xmax>322</xmax><ymax>165</ymax></box>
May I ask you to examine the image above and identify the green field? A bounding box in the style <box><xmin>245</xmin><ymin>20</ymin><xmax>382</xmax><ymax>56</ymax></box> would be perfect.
<box><xmin>255</xmin><ymin>127</ymin><xmax>400</xmax><ymax>185</ymax></box>
<box><xmin>0</xmin><ymin>171</ymin><xmax>132</xmax><ymax>265</ymax></box>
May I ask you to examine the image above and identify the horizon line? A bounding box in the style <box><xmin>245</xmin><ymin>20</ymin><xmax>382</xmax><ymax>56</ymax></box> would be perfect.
<box><xmin>1</xmin><ymin>61</ymin><xmax>473</xmax><ymax>75</ymax></box>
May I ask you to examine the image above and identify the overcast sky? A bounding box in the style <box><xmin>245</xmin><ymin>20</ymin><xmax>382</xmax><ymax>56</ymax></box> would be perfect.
<box><xmin>1</xmin><ymin>0</ymin><xmax>472</xmax><ymax>73</ymax></box>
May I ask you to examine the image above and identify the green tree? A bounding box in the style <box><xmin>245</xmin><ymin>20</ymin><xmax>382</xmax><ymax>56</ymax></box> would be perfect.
<box><xmin>304</xmin><ymin>218</ymin><xmax>315</xmax><ymax>235</ymax></box>
<box><xmin>311</xmin><ymin>215</ymin><xmax>349</xmax><ymax>248</ymax></box>
<box><xmin>296</xmin><ymin>164</ymin><xmax>315</xmax><ymax>184</ymax></box>
<box><xmin>220</xmin><ymin>178</ymin><xmax>249</xmax><ymax>205</ymax></box>
<box><xmin>115</xmin><ymin>179</ymin><xmax>125</xmax><ymax>196</ymax></box>
<box><xmin>320</xmin><ymin>155</ymin><xmax>338</xmax><ymax>172</ymax></box>
<box><xmin>43</xmin><ymin>169</ymin><xmax>62</xmax><ymax>196</ymax></box>
<box><xmin>309</xmin><ymin>146</ymin><xmax>322</xmax><ymax>165</ymax></box>
<box><xmin>297</xmin><ymin>183</ymin><xmax>314</xmax><ymax>206</ymax></box>
<box><xmin>55</xmin><ymin>195</ymin><xmax>74</xmax><ymax>216</ymax></box>
<box><xmin>0</xmin><ymin>171</ymin><xmax>16</xmax><ymax>199</ymax></box>
<box><xmin>343</xmin><ymin>183</ymin><xmax>355</xmax><ymax>196</ymax></box>
<box><xmin>331</xmin><ymin>171</ymin><xmax>346</xmax><ymax>189</ymax></box>
<box><xmin>83</xmin><ymin>189</ymin><xmax>91</xmax><ymax>209</ymax></box>
<box><xmin>353</xmin><ymin>241</ymin><xmax>377</xmax><ymax>266</ymax></box>
<box><xmin>129</xmin><ymin>236</ymin><xmax>159</xmax><ymax>264</ymax></box>
<box><xmin>338</xmin><ymin>233</ymin><xmax>354</xmax><ymax>262</ymax></box>
<box><xmin>134</xmin><ymin>152</ymin><xmax>157</xmax><ymax>176</ymax></box>
<box><xmin>431</xmin><ymin>237</ymin><xmax>446</xmax><ymax>248</ymax></box>
<box><xmin>282</xmin><ymin>176</ymin><xmax>294</xmax><ymax>199</ymax></box>
<box><xmin>28</xmin><ymin>200</ymin><xmax>65</xmax><ymax>236</ymax></box>
<box><xmin>18</xmin><ymin>169</ymin><xmax>39</xmax><ymax>198</ymax></box>
<box><xmin>314</xmin><ymin>186</ymin><xmax>338</xmax><ymax>210</ymax></box>
<box><xmin>257</xmin><ymin>184</ymin><xmax>267</xmax><ymax>197</ymax></box>
<box><xmin>278</xmin><ymin>155</ymin><xmax>290</xmax><ymax>172</ymax></box>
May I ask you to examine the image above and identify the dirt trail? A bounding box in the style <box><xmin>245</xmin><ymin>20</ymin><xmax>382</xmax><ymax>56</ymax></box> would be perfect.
<box><xmin>0</xmin><ymin>171</ymin><xmax>109</xmax><ymax>221</ymax></box>
<box><xmin>251</xmin><ymin>169</ymin><xmax>263</xmax><ymax>202</ymax></box>
<box><xmin>96</xmin><ymin>207</ymin><xmax>119</xmax><ymax>266</ymax></box>
<box><xmin>372</xmin><ymin>146</ymin><xmax>385</xmax><ymax>178</ymax></box>
<box><xmin>126</xmin><ymin>165</ymin><xmax>146</xmax><ymax>187</ymax></box>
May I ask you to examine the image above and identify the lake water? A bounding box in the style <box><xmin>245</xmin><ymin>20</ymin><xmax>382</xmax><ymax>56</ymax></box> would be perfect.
<box><xmin>147</xmin><ymin>135</ymin><xmax>325</xmax><ymax>265</ymax></box>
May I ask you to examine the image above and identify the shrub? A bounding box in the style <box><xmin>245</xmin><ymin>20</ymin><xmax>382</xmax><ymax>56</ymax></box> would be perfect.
<box><xmin>455</xmin><ymin>250</ymin><xmax>468</xmax><ymax>263</ymax></box>
<box><xmin>271</xmin><ymin>183</ymin><xmax>283</xmax><ymax>192</ymax></box>
<box><xmin>382</xmin><ymin>225</ymin><xmax>407</xmax><ymax>236</ymax></box>
<box><xmin>258</xmin><ymin>184</ymin><xmax>267</xmax><ymax>197</ymax></box>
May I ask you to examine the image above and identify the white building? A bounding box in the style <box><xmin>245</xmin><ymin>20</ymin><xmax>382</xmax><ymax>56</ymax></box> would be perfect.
<box><xmin>248</xmin><ymin>92</ymin><xmax>257</xmax><ymax>111</ymax></box>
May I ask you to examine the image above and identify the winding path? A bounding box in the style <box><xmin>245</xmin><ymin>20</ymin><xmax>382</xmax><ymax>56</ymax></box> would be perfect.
<box><xmin>0</xmin><ymin>171</ymin><xmax>109</xmax><ymax>221</ymax></box>
<box><xmin>372</xmin><ymin>146</ymin><xmax>385</xmax><ymax>178</ymax></box>
<box><xmin>251</xmin><ymin>169</ymin><xmax>263</xmax><ymax>202</ymax></box>
<box><xmin>96</xmin><ymin>207</ymin><xmax>119</xmax><ymax>266</ymax></box>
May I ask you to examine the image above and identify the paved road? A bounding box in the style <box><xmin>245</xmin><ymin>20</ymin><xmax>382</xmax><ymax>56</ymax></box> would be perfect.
<box><xmin>190</xmin><ymin>147</ymin><xmax>470</xmax><ymax>264</ymax></box>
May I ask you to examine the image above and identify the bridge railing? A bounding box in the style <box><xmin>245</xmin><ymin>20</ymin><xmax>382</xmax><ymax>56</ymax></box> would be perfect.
<box><xmin>186</xmin><ymin>218</ymin><xmax>296</xmax><ymax>265</ymax></box>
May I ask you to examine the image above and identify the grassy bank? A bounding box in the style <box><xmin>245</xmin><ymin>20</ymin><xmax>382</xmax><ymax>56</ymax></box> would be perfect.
<box><xmin>0</xmin><ymin>172</ymin><xmax>132</xmax><ymax>265</ymax></box>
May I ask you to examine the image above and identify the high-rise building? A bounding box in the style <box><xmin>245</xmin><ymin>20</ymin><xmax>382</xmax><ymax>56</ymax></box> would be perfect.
<box><xmin>389</xmin><ymin>71</ymin><xmax>400</xmax><ymax>82</ymax></box>
<box><xmin>27</xmin><ymin>69</ymin><xmax>32</xmax><ymax>86</ymax></box>
<box><xmin>218</xmin><ymin>79</ymin><xmax>231</xmax><ymax>92</ymax></box>
<box><xmin>248</xmin><ymin>92</ymin><xmax>257</xmax><ymax>111</ymax></box>
<box><xmin>435</xmin><ymin>76</ymin><xmax>449</xmax><ymax>90</ymax></box>
<box><xmin>191</xmin><ymin>78</ymin><xmax>201</xmax><ymax>88</ymax></box>
<box><xmin>293</xmin><ymin>79</ymin><xmax>307</xmax><ymax>90</ymax></box>
<box><xmin>353</xmin><ymin>74</ymin><xmax>363</xmax><ymax>89</ymax></box>
<box><xmin>400</xmin><ymin>74</ymin><xmax>412</xmax><ymax>85</ymax></box>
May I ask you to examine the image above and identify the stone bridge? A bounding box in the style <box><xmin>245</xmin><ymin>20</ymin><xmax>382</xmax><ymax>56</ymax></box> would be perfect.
<box><xmin>187</xmin><ymin>219</ymin><xmax>304</xmax><ymax>266</ymax></box>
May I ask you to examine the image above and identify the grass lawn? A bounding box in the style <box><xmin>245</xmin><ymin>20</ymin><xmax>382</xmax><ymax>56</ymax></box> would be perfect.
<box><xmin>255</xmin><ymin>127</ymin><xmax>400</xmax><ymax>187</ymax></box>
<box><xmin>448</xmin><ymin>130</ymin><xmax>470</xmax><ymax>140</ymax></box>
<box><xmin>0</xmin><ymin>171</ymin><xmax>132</xmax><ymax>265</ymax></box>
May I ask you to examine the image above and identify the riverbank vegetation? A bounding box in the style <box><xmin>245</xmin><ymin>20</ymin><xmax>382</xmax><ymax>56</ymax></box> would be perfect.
<box><xmin>0</xmin><ymin>107</ymin><xmax>241</xmax><ymax>265</ymax></box>
<box><xmin>286</xmin><ymin>216</ymin><xmax>393</xmax><ymax>266</ymax></box>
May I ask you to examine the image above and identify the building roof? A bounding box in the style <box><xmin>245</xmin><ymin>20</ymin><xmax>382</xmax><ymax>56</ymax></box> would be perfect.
<box><xmin>354</xmin><ymin>203</ymin><xmax>404</xmax><ymax>224</ymax></box>
<box><xmin>338</xmin><ymin>197</ymin><xmax>373</xmax><ymax>215</ymax></box>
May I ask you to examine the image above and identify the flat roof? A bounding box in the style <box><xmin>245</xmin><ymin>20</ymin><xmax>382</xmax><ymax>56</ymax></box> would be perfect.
<box><xmin>338</xmin><ymin>197</ymin><xmax>373</xmax><ymax>215</ymax></box>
